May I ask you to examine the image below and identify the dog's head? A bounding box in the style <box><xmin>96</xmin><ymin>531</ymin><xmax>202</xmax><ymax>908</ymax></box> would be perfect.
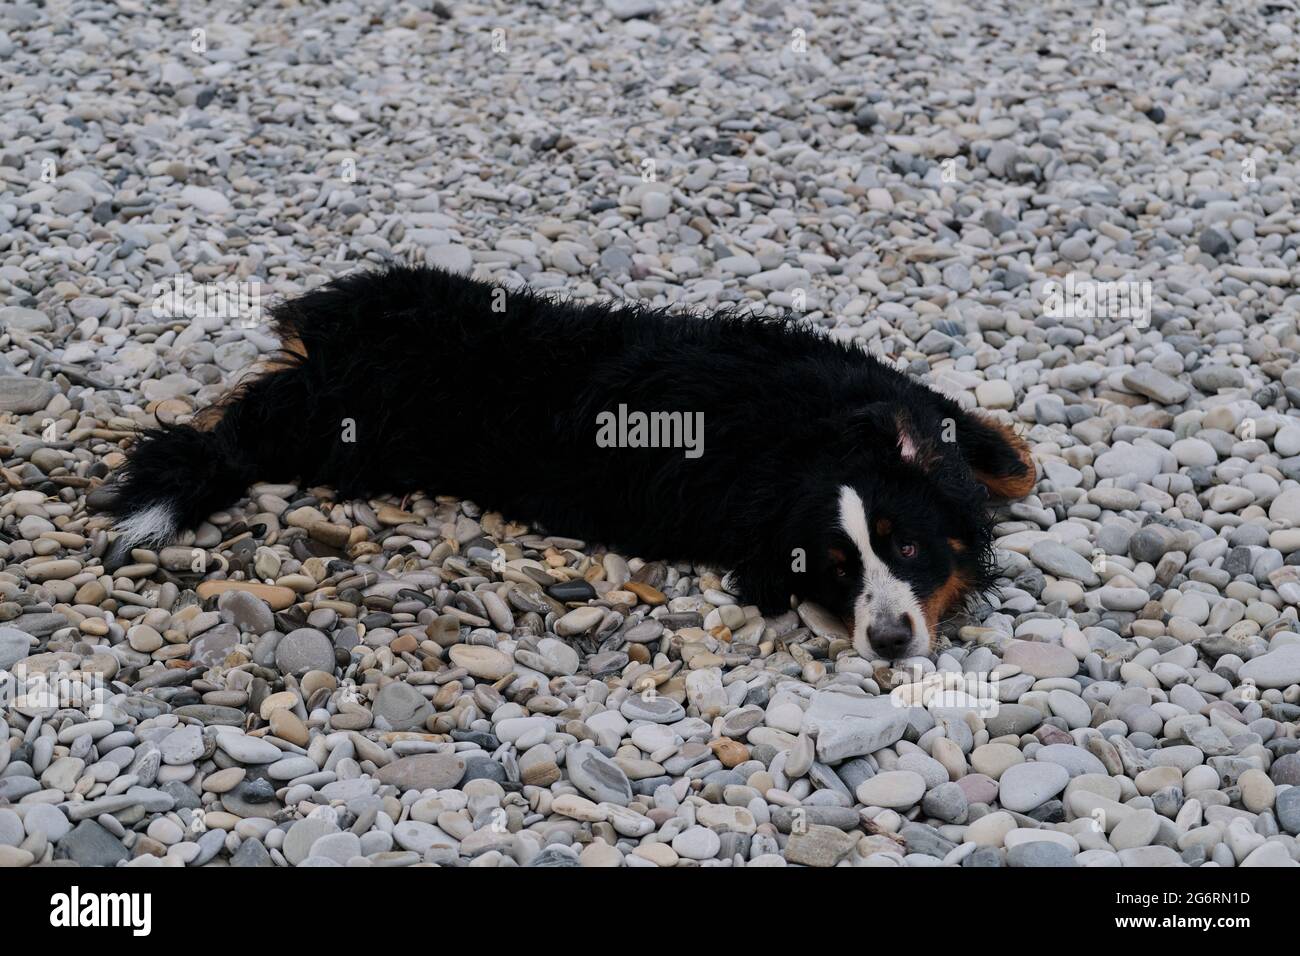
<box><xmin>782</xmin><ymin>401</ymin><xmax>1035</xmax><ymax>660</ymax></box>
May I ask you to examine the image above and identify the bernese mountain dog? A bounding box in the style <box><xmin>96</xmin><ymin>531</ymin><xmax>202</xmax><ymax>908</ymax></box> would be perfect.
<box><xmin>103</xmin><ymin>265</ymin><xmax>1037</xmax><ymax>660</ymax></box>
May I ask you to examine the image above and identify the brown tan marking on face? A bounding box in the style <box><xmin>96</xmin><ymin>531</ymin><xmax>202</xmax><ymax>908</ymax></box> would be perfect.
<box><xmin>973</xmin><ymin>420</ymin><xmax>1037</xmax><ymax>499</ymax></box>
<box><xmin>875</xmin><ymin>517</ymin><xmax>892</xmax><ymax>537</ymax></box>
<box><xmin>922</xmin><ymin>568</ymin><xmax>972</xmax><ymax>635</ymax></box>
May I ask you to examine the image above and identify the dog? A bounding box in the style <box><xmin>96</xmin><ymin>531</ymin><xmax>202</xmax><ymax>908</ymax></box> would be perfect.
<box><xmin>104</xmin><ymin>265</ymin><xmax>1036</xmax><ymax>660</ymax></box>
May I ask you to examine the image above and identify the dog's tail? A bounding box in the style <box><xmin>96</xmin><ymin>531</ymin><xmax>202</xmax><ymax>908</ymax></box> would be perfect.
<box><xmin>102</xmin><ymin>265</ymin><xmax>448</xmax><ymax>565</ymax></box>
<box><xmin>103</xmin><ymin>341</ymin><xmax>311</xmax><ymax>567</ymax></box>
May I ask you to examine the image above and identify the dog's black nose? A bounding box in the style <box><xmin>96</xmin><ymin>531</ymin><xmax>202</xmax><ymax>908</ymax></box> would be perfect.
<box><xmin>867</xmin><ymin>614</ymin><xmax>914</xmax><ymax>659</ymax></box>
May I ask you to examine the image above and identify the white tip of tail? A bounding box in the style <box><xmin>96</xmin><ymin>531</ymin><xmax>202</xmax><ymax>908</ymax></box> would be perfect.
<box><xmin>113</xmin><ymin>502</ymin><xmax>179</xmax><ymax>552</ymax></box>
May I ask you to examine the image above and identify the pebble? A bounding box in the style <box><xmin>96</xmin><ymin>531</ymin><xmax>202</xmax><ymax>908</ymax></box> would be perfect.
<box><xmin>567</xmin><ymin>746</ymin><xmax>633</xmax><ymax>806</ymax></box>
<box><xmin>855</xmin><ymin>771</ymin><xmax>926</xmax><ymax>809</ymax></box>
<box><xmin>1239</xmin><ymin>645</ymin><xmax>1300</xmax><ymax>689</ymax></box>
<box><xmin>375</xmin><ymin>754</ymin><xmax>466</xmax><ymax>791</ymax></box>
<box><xmin>448</xmin><ymin>645</ymin><xmax>512</xmax><ymax>680</ymax></box>
<box><xmin>997</xmin><ymin>762</ymin><xmax>1070</xmax><ymax>813</ymax></box>
<box><xmin>1002</xmin><ymin>641</ymin><xmax>1079</xmax><ymax>679</ymax></box>
<box><xmin>274</xmin><ymin>628</ymin><xmax>336</xmax><ymax>676</ymax></box>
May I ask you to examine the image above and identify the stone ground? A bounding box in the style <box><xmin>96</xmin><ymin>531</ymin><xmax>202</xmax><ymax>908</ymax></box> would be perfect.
<box><xmin>3</xmin><ymin>0</ymin><xmax>1300</xmax><ymax>868</ymax></box>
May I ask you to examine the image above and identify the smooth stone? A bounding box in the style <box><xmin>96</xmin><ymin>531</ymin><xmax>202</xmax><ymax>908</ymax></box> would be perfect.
<box><xmin>998</xmin><ymin>762</ymin><xmax>1070</xmax><ymax>813</ymax></box>
<box><xmin>55</xmin><ymin>820</ymin><xmax>129</xmax><ymax>867</ymax></box>
<box><xmin>566</xmin><ymin>745</ymin><xmax>633</xmax><ymax>806</ymax></box>
<box><xmin>784</xmin><ymin>825</ymin><xmax>861</xmax><ymax>867</ymax></box>
<box><xmin>216</xmin><ymin>733</ymin><xmax>282</xmax><ymax>764</ymax></box>
<box><xmin>448</xmin><ymin>644</ymin><xmax>512</xmax><ymax>680</ymax></box>
<box><xmin>854</xmin><ymin>771</ymin><xmax>926</xmax><ymax>809</ymax></box>
<box><xmin>196</xmin><ymin>581</ymin><xmax>297</xmax><ymax>611</ymax></box>
<box><xmin>283</xmin><ymin>816</ymin><xmax>339</xmax><ymax>866</ymax></box>
<box><xmin>1028</xmin><ymin>541</ymin><xmax>1100</xmax><ymax>586</ymax></box>
<box><xmin>375</xmin><ymin>754</ymin><xmax>466</xmax><ymax>791</ymax></box>
<box><xmin>0</xmin><ymin>626</ymin><xmax>31</xmax><ymax>669</ymax></box>
<box><xmin>372</xmin><ymin>681</ymin><xmax>433</xmax><ymax>731</ymax></box>
<box><xmin>274</xmin><ymin>628</ymin><xmax>336</xmax><ymax>676</ymax></box>
<box><xmin>1002</xmin><ymin>641</ymin><xmax>1079</xmax><ymax>679</ymax></box>
<box><xmin>1238</xmin><ymin>645</ymin><xmax>1300</xmax><ymax>689</ymax></box>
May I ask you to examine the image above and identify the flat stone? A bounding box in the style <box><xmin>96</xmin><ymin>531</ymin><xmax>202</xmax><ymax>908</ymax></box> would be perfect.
<box><xmin>0</xmin><ymin>377</ymin><xmax>55</xmax><ymax>413</ymax></box>
<box><xmin>784</xmin><ymin>824</ymin><xmax>861</xmax><ymax>867</ymax></box>
<box><xmin>310</xmin><ymin>831</ymin><xmax>362</xmax><ymax>864</ymax></box>
<box><xmin>375</xmin><ymin>753</ymin><xmax>466</xmax><ymax>791</ymax></box>
<box><xmin>998</xmin><ymin>761</ymin><xmax>1070</xmax><ymax>812</ymax></box>
<box><xmin>619</xmin><ymin>694</ymin><xmax>685</xmax><ymax>723</ymax></box>
<box><xmin>447</xmin><ymin>644</ymin><xmax>512</xmax><ymax>680</ymax></box>
<box><xmin>22</xmin><ymin>804</ymin><xmax>72</xmax><ymax>842</ymax></box>
<box><xmin>1002</xmin><ymin>640</ymin><xmax>1079</xmax><ymax>679</ymax></box>
<box><xmin>218</xmin><ymin>589</ymin><xmax>276</xmax><ymax>633</ymax></box>
<box><xmin>230</xmin><ymin>839</ymin><xmax>274</xmax><ymax>867</ymax></box>
<box><xmin>855</xmin><ymin>770</ymin><xmax>926</xmax><ymax>809</ymax></box>
<box><xmin>555</xmin><ymin>606</ymin><xmax>603</xmax><ymax>636</ymax></box>
<box><xmin>567</xmin><ymin>745</ymin><xmax>633</xmax><ymax>806</ymax></box>
<box><xmin>1028</xmin><ymin>541</ymin><xmax>1100</xmax><ymax>586</ymax></box>
<box><xmin>372</xmin><ymin>681</ymin><xmax>433</xmax><ymax>731</ymax></box>
<box><xmin>984</xmin><ymin>703</ymin><xmax>1045</xmax><ymax>737</ymax></box>
<box><xmin>1239</xmin><ymin>645</ymin><xmax>1300</xmax><ymax>690</ymax></box>
<box><xmin>815</xmin><ymin>712</ymin><xmax>908</xmax><ymax>763</ymax></box>
<box><xmin>215</xmin><ymin>733</ymin><xmax>282</xmax><ymax>764</ymax></box>
<box><xmin>55</xmin><ymin>820</ymin><xmax>129</xmax><ymax>867</ymax></box>
<box><xmin>267</xmin><ymin>756</ymin><xmax>319</xmax><ymax>780</ymax></box>
<box><xmin>1122</xmin><ymin>366</ymin><xmax>1189</xmax><ymax>405</ymax></box>
<box><xmin>0</xmin><ymin>626</ymin><xmax>32</xmax><ymax>668</ymax></box>
<box><xmin>190</xmin><ymin>624</ymin><xmax>240</xmax><ymax>667</ymax></box>
<box><xmin>671</xmin><ymin>825</ymin><xmax>721</xmax><ymax>860</ymax></box>
<box><xmin>1008</xmin><ymin>841</ymin><xmax>1076</xmax><ymax>867</ymax></box>
<box><xmin>220</xmin><ymin>779</ymin><xmax>282</xmax><ymax>819</ymax></box>
<box><xmin>196</xmin><ymin>580</ymin><xmax>297</xmax><ymax>611</ymax></box>
<box><xmin>283</xmin><ymin>816</ymin><xmax>339</xmax><ymax>866</ymax></box>
<box><xmin>1275</xmin><ymin>786</ymin><xmax>1300</xmax><ymax>835</ymax></box>
<box><xmin>159</xmin><ymin>725</ymin><xmax>205</xmax><ymax>765</ymax></box>
<box><xmin>274</xmin><ymin>627</ymin><xmax>336</xmax><ymax>676</ymax></box>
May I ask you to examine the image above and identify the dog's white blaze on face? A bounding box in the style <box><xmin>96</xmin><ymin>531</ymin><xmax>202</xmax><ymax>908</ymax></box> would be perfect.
<box><xmin>837</xmin><ymin>485</ymin><xmax>929</xmax><ymax>659</ymax></box>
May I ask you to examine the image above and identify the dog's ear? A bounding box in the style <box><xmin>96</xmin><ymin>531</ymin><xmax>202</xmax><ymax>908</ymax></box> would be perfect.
<box><xmin>947</xmin><ymin>410</ymin><xmax>1036</xmax><ymax>499</ymax></box>
<box><xmin>846</xmin><ymin>402</ymin><xmax>943</xmax><ymax>474</ymax></box>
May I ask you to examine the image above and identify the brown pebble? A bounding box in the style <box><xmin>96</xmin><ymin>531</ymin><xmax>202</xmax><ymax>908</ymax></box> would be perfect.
<box><xmin>203</xmin><ymin>767</ymin><xmax>245</xmax><ymax>794</ymax></box>
<box><xmin>270</xmin><ymin>708</ymin><xmax>310</xmax><ymax>746</ymax></box>
<box><xmin>308</xmin><ymin>521</ymin><xmax>352</xmax><ymax>549</ymax></box>
<box><xmin>300</xmin><ymin>670</ymin><xmax>337</xmax><ymax>698</ymax></box>
<box><xmin>624</xmin><ymin>581</ymin><xmax>667</xmax><ymax>606</ymax></box>
<box><xmin>259</xmin><ymin>690</ymin><xmax>299</xmax><ymax>720</ymax></box>
<box><xmin>710</xmin><ymin>737</ymin><xmax>749</xmax><ymax>768</ymax></box>
<box><xmin>196</xmin><ymin>580</ymin><xmax>297</xmax><ymax>611</ymax></box>
<box><xmin>389</xmin><ymin>633</ymin><xmax>418</xmax><ymax>654</ymax></box>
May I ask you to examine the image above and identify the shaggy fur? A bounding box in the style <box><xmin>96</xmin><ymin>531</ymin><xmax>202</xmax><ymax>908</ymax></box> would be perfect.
<box><xmin>104</xmin><ymin>265</ymin><xmax>1036</xmax><ymax>658</ymax></box>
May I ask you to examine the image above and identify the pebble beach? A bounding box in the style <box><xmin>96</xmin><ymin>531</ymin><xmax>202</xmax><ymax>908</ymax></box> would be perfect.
<box><xmin>2</xmin><ymin>0</ymin><xmax>1300</xmax><ymax>870</ymax></box>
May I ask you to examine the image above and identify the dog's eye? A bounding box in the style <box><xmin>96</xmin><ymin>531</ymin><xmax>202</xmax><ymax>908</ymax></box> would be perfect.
<box><xmin>833</xmin><ymin>563</ymin><xmax>848</xmax><ymax>579</ymax></box>
<box><xmin>898</xmin><ymin>541</ymin><xmax>918</xmax><ymax>559</ymax></box>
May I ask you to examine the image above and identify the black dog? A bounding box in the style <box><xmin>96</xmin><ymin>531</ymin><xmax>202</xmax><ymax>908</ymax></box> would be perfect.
<box><xmin>106</xmin><ymin>265</ymin><xmax>1035</xmax><ymax>659</ymax></box>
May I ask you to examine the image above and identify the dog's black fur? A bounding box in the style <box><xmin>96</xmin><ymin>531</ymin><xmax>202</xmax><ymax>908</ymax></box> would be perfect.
<box><xmin>105</xmin><ymin>265</ymin><xmax>1035</xmax><ymax>658</ymax></box>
